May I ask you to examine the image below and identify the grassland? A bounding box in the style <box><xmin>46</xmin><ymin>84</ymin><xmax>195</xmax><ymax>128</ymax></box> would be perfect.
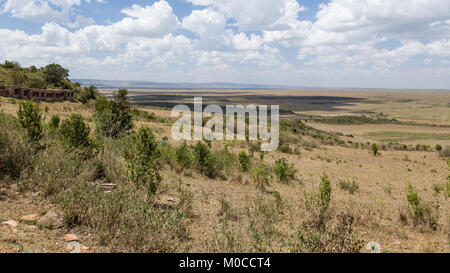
<box><xmin>1</xmin><ymin>89</ymin><xmax>449</xmax><ymax>253</ymax></box>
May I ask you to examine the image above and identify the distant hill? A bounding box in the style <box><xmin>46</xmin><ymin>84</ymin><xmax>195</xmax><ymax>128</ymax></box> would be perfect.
<box><xmin>71</xmin><ymin>79</ymin><xmax>306</xmax><ymax>90</ymax></box>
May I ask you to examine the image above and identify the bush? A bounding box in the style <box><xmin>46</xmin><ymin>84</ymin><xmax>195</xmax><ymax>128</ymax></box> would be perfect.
<box><xmin>59</xmin><ymin>114</ymin><xmax>91</xmax><ymax>148</ymax></box>
<box><xmin>49</xmin><ymin>114</ymin><xmax>60</xmax><ymax>130</ymax></box>
<box><xmin>435</xmin><ymin>144</ymin><xmax>442</xmax><ymax>152</ymax></box>
<box><xmin>175</xmin><ymin>141</ymin><xmax>194</xmax><ymax>169</ymax></box>
<box><xmin>293</xmin><ymin>174</ymin><xmax>362</xmax><ymax>253</ymax></box>
<box><xmin>406</xmin><ymin>184</ymin><xmax>439</xmax><ymax>231</ymax></box>
<box><xmin>76</xmin><ymin>86</ymin><xmax>99</xmax><ymax>104</ymax></box>
<box><xmin>94</xmin><ymin>89</ymin><xmax>133</xmax><ymax>137</ymax></box>
<box><xmin>318</xmin><ymin>174</ymin><xmax>332</xmax><ymax>210</ymax></box>
<box><xmin>274</xmin><ymin>157</ymin><xmax>296</xmax><ymax>184</ymax></box>
<box><xmin>202</xmin><ymin>146</ymin><xmax>237</xmax><ymax>179</ymax></box>
<box><xmin>338</xmin><ymin>180</ymin><xmax>359</xmax><ymax>194</ymax></box>
<box><xmin>251</xmin><ymin>162</ymin><xmax>270</xmax><ymax>190</ymax></box>
<box><xmin>17</xmin><ymin>101</ymin><xmax>43</xmax><ymax>141</ymax></box>
<box><xmin>131</xmin><ymin>108</ymin><xmax>157</xmax><ymax>122</ymax></box>
<box><xmin>371</xmin><ymin>143</ymin><xmax>379</xmax><ymax>156</ymax></box>
<box><xmin>193</xmin><ymin>141</ymin><xmax>210</xmax><ymax>171</ymax></box>
<box><xmin>124</xmin><ymin>126</ymin><xmax>161</xmax><ymax>197</ymax></box>
<box><xmin>238</xmin><ymin>151</ymin><xmax>251</xmax><ymax>172</ymax></box>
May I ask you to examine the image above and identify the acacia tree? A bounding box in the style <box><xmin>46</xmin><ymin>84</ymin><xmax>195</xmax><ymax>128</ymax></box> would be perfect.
<box><xmin>44</xmin><ymin>63</ymin><xmax>69</xmax><ymax>87</ymax></box>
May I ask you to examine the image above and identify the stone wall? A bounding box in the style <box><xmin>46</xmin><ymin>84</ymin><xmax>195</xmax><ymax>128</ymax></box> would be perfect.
<box><xmin>0</xmin><ymin>85</ymin><xmax>73</xmax><ymax>102</ymax></box>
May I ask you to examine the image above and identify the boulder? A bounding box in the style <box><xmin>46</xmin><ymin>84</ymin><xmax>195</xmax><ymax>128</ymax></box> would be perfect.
<box><xmin>37</xmin><ymin>212</ymin><xmax>62</xmax><ymax>229</ymax></box>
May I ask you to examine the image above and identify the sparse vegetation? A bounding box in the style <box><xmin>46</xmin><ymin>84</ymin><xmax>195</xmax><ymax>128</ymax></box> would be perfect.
<box><xmin>371</xmin><ymin>143</ymin><xmax>379</xmax><ymax>156</ymax></box>
<box><xmin>17</xmin><ymin>100</ymin><xmax>42</xmax><ymax>141</ymax></box>
<box><xmin>238</xmin><ymin>151</ymin><xmax>251</xmax><ymax>172</ymax></box>
<box><xmin>406</xmin><ymin>184</ymin><xmax>439</xmax><ymax>231</ymax></box>
<box><xmin>274</xmin><ymin>157</ymin><xmax>296</xmax><ymax>184</ymax></box>
<box><xmin>1</xmin><ymin>85</ymin><xmax>449</xmax><ymax>253</ymax></box>
<box><xmin>251</xmin><ymin>161</ymin><xmax>270</xmax><ymax>191</ymax></box>
<box><xmin>338</xmin><ymin>180</ymin><xmax>359</xmax><ymax>194</ymax></box>
<box><xmin>124</xmin><ymin>126</ymin><xmax>161</xmax><ymax>197</ymax></box>
<box><xmin>59</xmin><ymin>114</ymin><xmax>91</xmax><ymax>149</ymax></box>
<box><xmin>94</xmin><ymin>89</ymin><xmax>133</xmax><ymax>137</ymax></box>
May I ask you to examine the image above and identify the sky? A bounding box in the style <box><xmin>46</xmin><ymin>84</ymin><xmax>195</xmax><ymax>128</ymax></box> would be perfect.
<box><xmin>0</xmin><ymin>0</ymin><xmax>450</xmax><ymax>89</ymax></box>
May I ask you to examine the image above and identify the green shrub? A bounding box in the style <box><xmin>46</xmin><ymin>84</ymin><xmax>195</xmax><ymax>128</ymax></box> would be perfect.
<box><xmin>124</xmin><ymin>126</ymin><xmax>161</xmax><ymax>197</ymax></box>
<box><xmin>59</xmin><ymin>114</ymin><xmax>91</xmax><ymax>148</ymax></box>
<box><xmin>94</xmin><ymin>89</ymin><xmax>133</xmax><ymax>138</ymax></box>
<box><xmin>193</xmin><ymin>141</ymin><xmax>210</xmax><ymax>170</ymax></box>
<box><xmin>318</xmin><ymin>174</ymin><xmax>332</xmax><ymax>210</ymax></box>
<box><xmin>274</xmin><ymin>157</ymin><xmax>296</xmax><ymax>184</ymax></box>
<box><xmin>338</xmin><ymin>180</ymin><xmax>359</xmax><ymax>194</ymax></box>
<box><xmin>49</xmin><ymin>114</ymin><xmax>60</xmax><ymax>129</ymax></box>
<box><xmin>131</xmin><ymin>108</ymin><xmax>157</xmax><ymax>122</ymax></box>
<box><xmin>238</xmin><ymin>151</ymin><xmax>251</xmax><ymax>172</ymax></box>
<box><xmin>176</xmin><ymin>141</ymin><xmax>194</xmax><ymax>169</ymax></box>
<box><xmin>251</xmin><ymin>162</ymin><xmax>270</xmax><ymax>191</ymax></box>
<box><xmin>406</xmin><ymin>184</ymin><xmax>439</xmax><ymax>230</ymax></box>
<box><xmin>371</xmin><ymin>143</ymin><xmax>379</xmax><ymax>156</ymax></box>
<box><xmin>203</xmin><ymin>148</ymin><xmax>237</xmax><ymax>179</ymax></box>
<box><xmin>76</xmin><ymin>86</ymin><xmax>99</xmax><ymax>104</ymax></box>
<box><xmin>435</xmin><ymin>144</ymin><xmax>442</xmax><ymax>152</ymax></box>
<box><xmin>293</xmin><ymin>174</ymin><xmax>361</xmax><ymax>253</ymax></box>
<box><xmin>17</xmin><ymin>100</ymin><xmax>42</xmax><ymax>141</ymax></box>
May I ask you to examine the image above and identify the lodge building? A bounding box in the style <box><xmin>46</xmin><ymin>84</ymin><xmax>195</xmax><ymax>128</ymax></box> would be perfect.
<box><xmin>0</xmin><ymin>85</ymin><xmax>74</xmax><ymax>102</ymax></box>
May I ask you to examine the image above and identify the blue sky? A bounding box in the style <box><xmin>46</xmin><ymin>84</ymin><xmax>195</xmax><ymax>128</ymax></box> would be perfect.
<box><xmin>0</xmin><ymin>0</ymin><xmax>450</xmax><ymax>88</ymax></box>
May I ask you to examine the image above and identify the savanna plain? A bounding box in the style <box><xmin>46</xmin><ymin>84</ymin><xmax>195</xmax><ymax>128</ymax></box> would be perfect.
<box><xmin>1</xmin><ymin>87</ymin><xmax>449</xmax><ymax>253</ymax></box>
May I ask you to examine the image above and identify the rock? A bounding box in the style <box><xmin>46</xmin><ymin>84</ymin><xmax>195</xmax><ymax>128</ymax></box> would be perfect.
<box><xmin>21</xmin><ymin>214</ymin><xmax>39</xmax><ymax>222</ymax></box>
<box><xmin>37</xmin><ymin>212</ymin><xmax>62</xmax><ymax>229</ymax></box>
<box><xmin>25</xmin><ymin>225</ymin><xmax>39</xmax><ymax>231</ymax></box>
<box><xmin>154</xmin><ymin>196</ymin><xmax>180</xmax><ymax>209</ymax></box>
<box><xmin>64</xmin><ymin>234</ymin><xmax>79</xmax><ymax>242</ymax></box>
<box><xmin>366</xmin><ymin>241</ymin><xmax>381</xmax><ymax>253</ymax></box>
<box><xmin>66</xmin><ymin>241</ymin><xmax>81</xmax><ymax>253</ymax></box>
<box><xmin>2</xmin><ymin>220</ymin><xmax>18</xmax><ymax>228</ymax></box>
<box><xmin>166</xmin><ymin>197</ymin><xmax>179</xmax><ymax>204</ymax></box>
<box><xmin>81</xmin><ymin>244</ymin><xmax>90</xmax><ymax>251</ymax></box>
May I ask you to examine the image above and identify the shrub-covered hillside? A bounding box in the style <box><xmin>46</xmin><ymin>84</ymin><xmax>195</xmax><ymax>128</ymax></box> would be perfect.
<box><xmin>0</xmin><ymin>60</ymin><xmax>77</xmax><ymax>90</ymax></box>
<box><xmin>0</xmin><ymin>60</ymin><xmax>101</xmax><ymax>103</ymax></box>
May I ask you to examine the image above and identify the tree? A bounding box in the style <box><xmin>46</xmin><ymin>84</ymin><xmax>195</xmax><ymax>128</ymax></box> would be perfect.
<box><xmin>2</xmin><ymin>60</ymin><xmax>21</xmax><ymax>69</ymax></box>
<box><xmin>43</xmin><ymin>63</ymin><xmax>69</xmax><ymax>87</ymax></box>
<box><xmin>8</xmin><ymin>68</ymin><xmax>27</xmax><ymax>86</ymax></box>
<box><xmin>94</xmin><ymin>89</ymin><xmax>133</xmax><ymax>137</ymax></box>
